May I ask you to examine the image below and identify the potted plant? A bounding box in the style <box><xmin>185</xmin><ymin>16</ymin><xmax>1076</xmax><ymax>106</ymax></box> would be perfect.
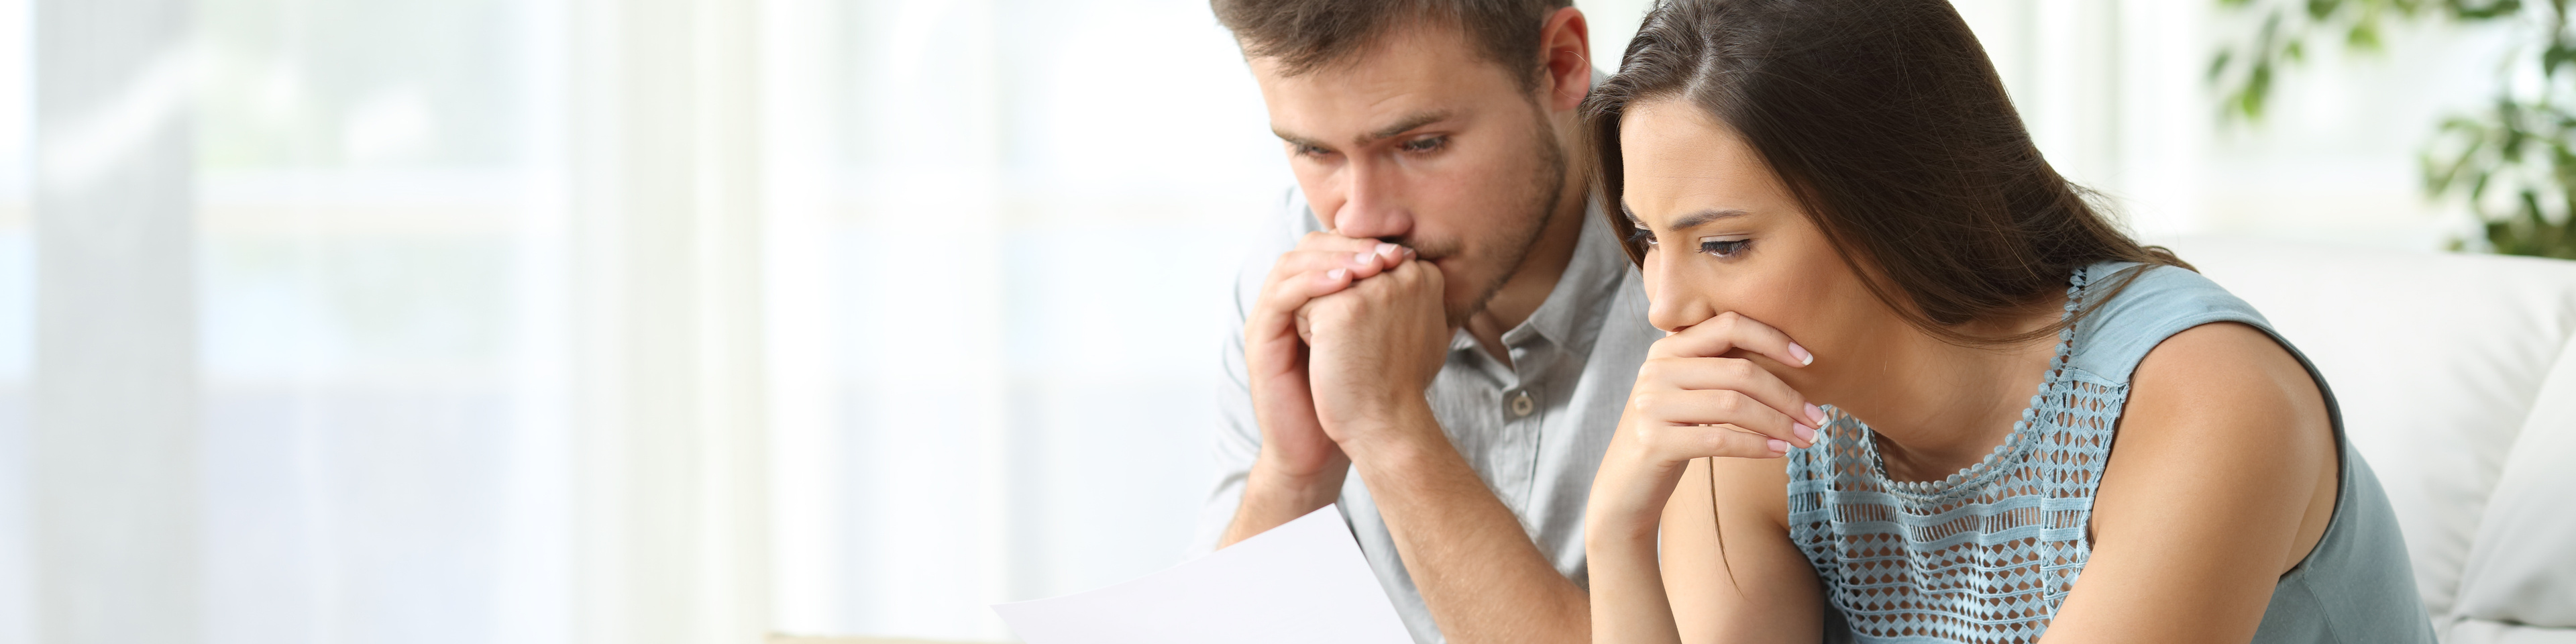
<box><xmin>2211</xmin><ymin>0</ymin><xmax>2576</xmax><ymax>258</ymax></box>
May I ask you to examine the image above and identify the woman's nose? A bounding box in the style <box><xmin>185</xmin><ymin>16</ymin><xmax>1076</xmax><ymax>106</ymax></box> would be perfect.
<box><xmin>1643</xmin><ymin>251</ymin><xmax>1715</xmax><ymax>332</ymax></box>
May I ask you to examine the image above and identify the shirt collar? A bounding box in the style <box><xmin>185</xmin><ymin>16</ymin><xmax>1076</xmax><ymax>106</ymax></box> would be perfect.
<box><xmin>1452</xmin><ymin>197</ymin><xmax>1632</xmax><ymax>359</ymax></box>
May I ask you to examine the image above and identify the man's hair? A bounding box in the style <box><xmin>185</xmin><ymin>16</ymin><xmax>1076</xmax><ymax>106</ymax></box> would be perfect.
<box><xmin>1211</xmin><ymin>0</ymin><xmax>1573</xmax><ymax>92</ymax></box>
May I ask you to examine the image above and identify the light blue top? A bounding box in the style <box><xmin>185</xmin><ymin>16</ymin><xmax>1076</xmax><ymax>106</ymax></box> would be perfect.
<box><xmin>1786</xmin><ymin>262</ymin><xmax>2436</xmax><ymax>643</ymax></box>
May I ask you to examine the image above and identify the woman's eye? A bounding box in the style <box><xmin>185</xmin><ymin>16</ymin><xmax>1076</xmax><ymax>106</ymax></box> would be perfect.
<box><xmin>1697</xmin><ymin>238</ymin><xmax>1750</xmax><ymax>258</ymax></box>
<box><xmin>1628</xmin><ymin>227</ymin><xmax>1658</xmax><ymax>248</ymax></box>
<box><xmin>1401</xmin><ymin>136</ymin><xmax>1446</xmax><ymax>153</ymax></box>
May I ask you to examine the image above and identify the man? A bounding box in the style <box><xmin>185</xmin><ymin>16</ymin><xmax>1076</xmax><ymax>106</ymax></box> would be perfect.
<box><xmin>1193</xmin><ymin>1</ymin><xmax>1658</xmax><ymax>642</ymax></box>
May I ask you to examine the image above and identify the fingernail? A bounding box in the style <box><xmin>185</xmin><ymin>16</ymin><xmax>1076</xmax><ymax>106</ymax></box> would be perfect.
<box><xmin>1805</xmin><ymin>403</ymin><xmax>1826</xmax><ymax>425</ymax></box>
<box><xmin>1767</xmin><ymin>439</ymin><xmax>1790</xmax><ymax>454</ymax></box>
<box><xmin>1354</xmin><ymin>251</ymin><xmax>1376</xmax><ymax>264</ymax></box>
<box><xmin>1794</xmin><ymin>423</ymin><xmax>1816</xmax><ymax>443</ymax></box>
<box><xmin>1788</xmin><ymin>342</ymin><xmax>1814</xmax><ymax>366</ymax></box>
<box><xmin>1327</xmin><ymin>268</ymin><xmax>1348</xmax><ymax>280</ymax></box>
<box><xmin>1402</xmin><ymin>247</ymin><xmax>1417</xmax><ymax>259</ymax></box>
<box><xmin>1375</xmin><ymin>242</ymin><xmax>1401</xmax><ymax>258</ymax></box>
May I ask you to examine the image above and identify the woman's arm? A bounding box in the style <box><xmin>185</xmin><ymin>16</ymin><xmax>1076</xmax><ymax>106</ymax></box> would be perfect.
<box><xmin>2041</xmin><ymin>321</ymin><xmax>2341</xmax><ymax>643</ymax></box>
<box><xmin>1586</xmin><ymin>313</ymin><xmax>1827</xmax><ymax>644</ymax></box>
<box><xmin>1664</xmin><ymin>455</ymin><xmax>1823</xmax><ymax>643</ymax></box>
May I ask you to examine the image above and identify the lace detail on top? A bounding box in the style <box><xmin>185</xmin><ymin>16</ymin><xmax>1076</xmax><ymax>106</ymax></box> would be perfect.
<box><xmin>1786</xmin><ymin>265</ymin><xmax>2123</xmax><ymax>644</ymax></box>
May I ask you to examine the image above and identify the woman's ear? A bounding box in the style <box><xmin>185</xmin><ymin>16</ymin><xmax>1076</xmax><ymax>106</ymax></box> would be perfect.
<box><xmin>1538</xmin><ymin>6</ymin><xmax>1591</xmax><ymax>113</ymax></box>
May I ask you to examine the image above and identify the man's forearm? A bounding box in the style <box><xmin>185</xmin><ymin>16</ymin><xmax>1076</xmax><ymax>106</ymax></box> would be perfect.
<box><xmin>1344</xmin><ymin>407</ymin><xmax>1591</xmax><ymax>644</ymax></box>
<box><xmin>1220</xmin><ymin>455</ymin><xmax>1350</xmax><ymax>547</ymax></box>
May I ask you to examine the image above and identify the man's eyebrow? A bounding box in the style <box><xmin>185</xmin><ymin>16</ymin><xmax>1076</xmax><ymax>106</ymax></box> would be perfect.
<box><xmin>1271</xmin><ymin>110</ymin><xmax>1457</xmax><ymax>151</ymax></box>
<box><xmin>1272</xmin><ymin>127</ymin><xmax>1326</xmax><ymax>150</ymax></box>
<box><xmin>1361</xmin><ymin>109</ymin><xmax>1454</xmax><ymax>144</ymax></box>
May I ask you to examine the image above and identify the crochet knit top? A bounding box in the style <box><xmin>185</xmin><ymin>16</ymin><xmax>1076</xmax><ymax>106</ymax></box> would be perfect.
<box><xmin>1784</xmin><ymin>262</ymin><xmax>2434</xmax><ymax>643</ymax></box>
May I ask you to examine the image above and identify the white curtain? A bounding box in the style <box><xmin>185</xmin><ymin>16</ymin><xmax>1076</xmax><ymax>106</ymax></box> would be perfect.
<box><xmin>759</xmin><ymin>0</ymin><xmax>1285</xmax><ymax>639</ymax></box>
<box><xmin>7</xmin><ymin>0</ymin><xmax>767</xmax><ymax>641</ymax></box>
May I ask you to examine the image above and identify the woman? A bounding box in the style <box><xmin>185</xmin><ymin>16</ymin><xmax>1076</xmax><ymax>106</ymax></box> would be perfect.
<box><xmin>1579</xmin><ymin>1</ymin><xmax>2434</xmax><ymax>642</ymax></box>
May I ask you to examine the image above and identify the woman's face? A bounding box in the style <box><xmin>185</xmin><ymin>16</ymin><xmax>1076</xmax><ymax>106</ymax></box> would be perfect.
<box><xmin>1617</xmin><ymin>99</ymin><xmax>1886</xmax><ymax>386</ymax></box>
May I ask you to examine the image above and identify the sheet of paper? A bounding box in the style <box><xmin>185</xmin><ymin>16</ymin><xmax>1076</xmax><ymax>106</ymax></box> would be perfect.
<box><xmin>991</xmin><ymin>504</ymin><xmax>1413</xmax><ymax>644</ymax></box>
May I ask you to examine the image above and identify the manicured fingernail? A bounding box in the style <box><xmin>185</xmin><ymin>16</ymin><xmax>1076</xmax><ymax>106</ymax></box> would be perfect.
<box><xmin>1794</xmin><ymin>423</ymin><xmax>1816</xmax><ymax>443</ymax></box>
<box><xmin>1767</xmin><ymin>439</ymin><xmax>1790</xmax><ymax>454</ymax></box>
<box><xmin>1327</xmin><ymin>268</ymin><xmax>1348</xmax><ymax>280</ymax></box>
<box><xmin>1788</xmin><ymin>342</ymin><xmax>1814</xmax><ymax>366</ymax></box>
<box><xmin>1805</xmin><ymin>403</ymin><xmax>1826</xmax><ymax>425</ymax></box>
<box><xmin>1354</xmin><ymin>251</ymin><xmax>1376</xmax><ymax>264</ymax></box>
<box><xmin>1375</xmin><ymin>242</ymin><xmax>1401</xmax><ymax>258</ymax></box>
<box><xmin>1402</xmin><ymin>247</ymin><xmax>1417</xmax><ymax>259</ymax></box>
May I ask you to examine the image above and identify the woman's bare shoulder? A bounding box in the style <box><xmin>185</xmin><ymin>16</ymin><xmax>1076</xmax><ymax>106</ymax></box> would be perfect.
<box><xmin>2112</xmin><ymin>321</ymin><xmax>2334</xmax><ymax>480</ymax></box>
<box><xmin>2042</xmin><ymin>321</ymin><xmax>2339</xmax><ymax>639</ymax></box>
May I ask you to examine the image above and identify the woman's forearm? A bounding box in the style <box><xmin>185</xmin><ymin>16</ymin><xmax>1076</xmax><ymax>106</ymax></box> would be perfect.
<box><xmin>1587</xmin><ymin>516</ymin><xmax>1686</xmax><ymax>644</ymax></box>
<box><xmin>1586</xmin><ymin>447</ymin><xmax>1692</xmax><ymax>644</ymax></box>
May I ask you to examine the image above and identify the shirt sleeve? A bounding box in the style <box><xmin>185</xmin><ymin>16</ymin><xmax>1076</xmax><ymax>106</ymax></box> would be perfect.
<box><xmin>1188</xmin><ymin>186</ymin><xmax>1315</xmax><ymax>556</ymax></box>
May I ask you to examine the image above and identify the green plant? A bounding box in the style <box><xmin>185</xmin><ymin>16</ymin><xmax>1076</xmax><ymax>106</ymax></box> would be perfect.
<box><xmin>2210</xmin><ymin>0</ymin><xmax>2576</xmax><ymax>259</ymax></box>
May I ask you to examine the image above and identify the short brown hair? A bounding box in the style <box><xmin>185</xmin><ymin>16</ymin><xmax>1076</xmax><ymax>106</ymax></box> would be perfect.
<box><xmin>1212</xmin><ymin>0</ymin><xmax>1573</xmax><ymax>92</ymax></box>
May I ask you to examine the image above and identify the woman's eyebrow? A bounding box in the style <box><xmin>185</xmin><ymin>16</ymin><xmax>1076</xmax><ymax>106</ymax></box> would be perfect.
<box><xmin>1668</xmin><ymin>209</ymin><xmax>1750</xmax><ymax>230</ymax></box>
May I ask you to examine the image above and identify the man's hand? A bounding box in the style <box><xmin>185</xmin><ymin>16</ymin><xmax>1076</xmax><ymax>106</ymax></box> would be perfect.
<box><xmin>1296</xmin><ymin>256</ymin><xmax>1450</xmax><ymax>453</ymax></box>
<box><xmin>1229</xmin><ymin>233</ymin><xmax>1409</xmax><ymax>544</ymax></box>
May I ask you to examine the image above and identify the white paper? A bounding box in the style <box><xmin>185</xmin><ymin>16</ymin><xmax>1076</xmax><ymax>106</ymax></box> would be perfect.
<box><xmin>991</xmin><ymin>504</ymin><xmax>1413</xmax><ymax>644</ymax></box>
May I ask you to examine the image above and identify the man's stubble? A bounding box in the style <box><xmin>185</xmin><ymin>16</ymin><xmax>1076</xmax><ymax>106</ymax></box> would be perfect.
<box><xmin>1437</xmin><ymin>107</ymin><xmax>1570</xmax><ymax>326</ymax></box>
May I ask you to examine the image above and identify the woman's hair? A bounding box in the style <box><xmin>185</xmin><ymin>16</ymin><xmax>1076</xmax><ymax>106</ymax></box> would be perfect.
<box><xmin>1584</xmin><ymin>0</ymin><xmax>2188</xmax><ymax>345</ymax></box>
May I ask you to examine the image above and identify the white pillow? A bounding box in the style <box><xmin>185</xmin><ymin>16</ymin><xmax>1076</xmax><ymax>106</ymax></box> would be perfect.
<box><xmin>2449</xmin><ymin>333</ymin><xmax>2576</xmax><ymax>635</ymax></box>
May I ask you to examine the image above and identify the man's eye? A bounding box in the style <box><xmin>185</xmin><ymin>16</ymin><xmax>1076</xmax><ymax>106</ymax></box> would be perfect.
<box><xmin>1297</xmin><ymin>144</ymin><xmax>1336</xmax><ymax>158</ymax></box>
<box><xmin>1401</xmin><ymin>136</ymin><xmax>1446</xmax><ymax>153</ymax></box>
<box><xmin>1698</xmin><ymin>238</ymin><xmax>1750</xmax><ymax>258</ymax></box>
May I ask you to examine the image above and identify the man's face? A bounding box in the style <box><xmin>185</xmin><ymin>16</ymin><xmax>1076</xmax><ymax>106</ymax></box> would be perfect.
<box><xmin>1250</xmin><ymin>25</ymin><xmax>1569</xmax><ymax>324</ymax></box>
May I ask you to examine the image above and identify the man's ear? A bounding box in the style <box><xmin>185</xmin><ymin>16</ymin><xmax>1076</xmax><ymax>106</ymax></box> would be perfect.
<box><xmin>1538</xmin><ymin>6</ymin><xmax>1592</xmax><ymax>113</ymax></box>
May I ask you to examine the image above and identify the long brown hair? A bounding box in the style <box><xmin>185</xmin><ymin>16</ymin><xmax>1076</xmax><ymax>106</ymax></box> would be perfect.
<box><xmin>1584</xmin><ymin>0</ymin><xmax>2188</xmax><ymax>345</ymax></box>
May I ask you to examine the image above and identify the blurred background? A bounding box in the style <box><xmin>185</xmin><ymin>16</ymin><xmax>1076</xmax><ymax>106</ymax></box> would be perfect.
<box><xmin>0</xmin><ymin>0</ymin><xmax>2541</xmax><ymax>643</ymax></box>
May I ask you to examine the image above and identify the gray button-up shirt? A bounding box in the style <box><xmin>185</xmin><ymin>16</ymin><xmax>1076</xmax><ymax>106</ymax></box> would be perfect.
<box><xmin>1193</xmin><ymin>187</ymin><xmax>1659</xmax><ymax>643</ymax></box>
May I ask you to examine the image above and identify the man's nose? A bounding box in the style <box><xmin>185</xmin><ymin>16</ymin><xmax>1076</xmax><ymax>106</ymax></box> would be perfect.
<box><xmin>1331</xmin><ymin>162</ymin><xmax>1413</xmax><ymax>240</ymax></box>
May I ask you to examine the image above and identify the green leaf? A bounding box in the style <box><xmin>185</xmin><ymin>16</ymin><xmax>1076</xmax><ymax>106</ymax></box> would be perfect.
<box><xmin>2349</xmin><ymin>21</ymin><xmax>2385</xmax><ymax>49</ymax></box>
<box><xmin>2243</xmin><ymin>62</ymin><xmax>2275</xmax><ymax>118</ymax></box>
<box><xmin>2449</xmin><ymin>0</ymin><xmax>2524</xmax><ymax>19</ymax></box>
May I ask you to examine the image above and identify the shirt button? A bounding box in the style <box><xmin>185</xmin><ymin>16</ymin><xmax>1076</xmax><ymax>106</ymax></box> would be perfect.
<box><xmin>1508</xmin><ymin>390</ymin><xmax>1535</xmax><ymax>418</ymax></box>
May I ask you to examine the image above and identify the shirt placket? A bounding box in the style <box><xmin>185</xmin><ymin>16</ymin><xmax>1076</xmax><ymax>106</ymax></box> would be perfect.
<box><xmin>1487</xmin><ymin>335</ymin><xmax>1549</xmax><ymax>519</ymax></box>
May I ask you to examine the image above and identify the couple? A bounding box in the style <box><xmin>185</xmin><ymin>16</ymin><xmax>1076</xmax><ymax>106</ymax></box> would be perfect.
<box><xmin>1192</xmin><ymin>1</ymin><xmax>2434</xmax><ymax>643</ymax></box>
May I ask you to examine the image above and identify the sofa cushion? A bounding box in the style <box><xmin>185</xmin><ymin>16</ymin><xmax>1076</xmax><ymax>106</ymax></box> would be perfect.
<box><xmin>2449</xmin><ymin>333</ymin><xmax>2576</xmax><ymax>635</ymax></box>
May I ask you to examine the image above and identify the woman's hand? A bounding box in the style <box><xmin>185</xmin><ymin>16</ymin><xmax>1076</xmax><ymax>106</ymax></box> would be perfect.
<box><xmin>1589</xmin><ymin>311</ymin><xmax>1825</xmax><ymax>537</ymax></box>
<box><xmin>1585</xmin><ymin>311</ymin><xmax>1827</xmax><ymax>644</ymax></box>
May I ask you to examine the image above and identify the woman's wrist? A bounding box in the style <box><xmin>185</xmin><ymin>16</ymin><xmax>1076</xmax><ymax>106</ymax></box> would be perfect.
<box><xmin>1585</xmin><ymin>449</ymin><xmax>1686</xmax><ymax>540</ymax></box>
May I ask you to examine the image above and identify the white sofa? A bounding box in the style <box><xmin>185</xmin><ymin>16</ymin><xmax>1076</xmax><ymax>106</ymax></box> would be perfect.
<box><xmin>2165</xmin><ymin>236</ymin><xmax>2576</xmax><ymax>643</ymax></box>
